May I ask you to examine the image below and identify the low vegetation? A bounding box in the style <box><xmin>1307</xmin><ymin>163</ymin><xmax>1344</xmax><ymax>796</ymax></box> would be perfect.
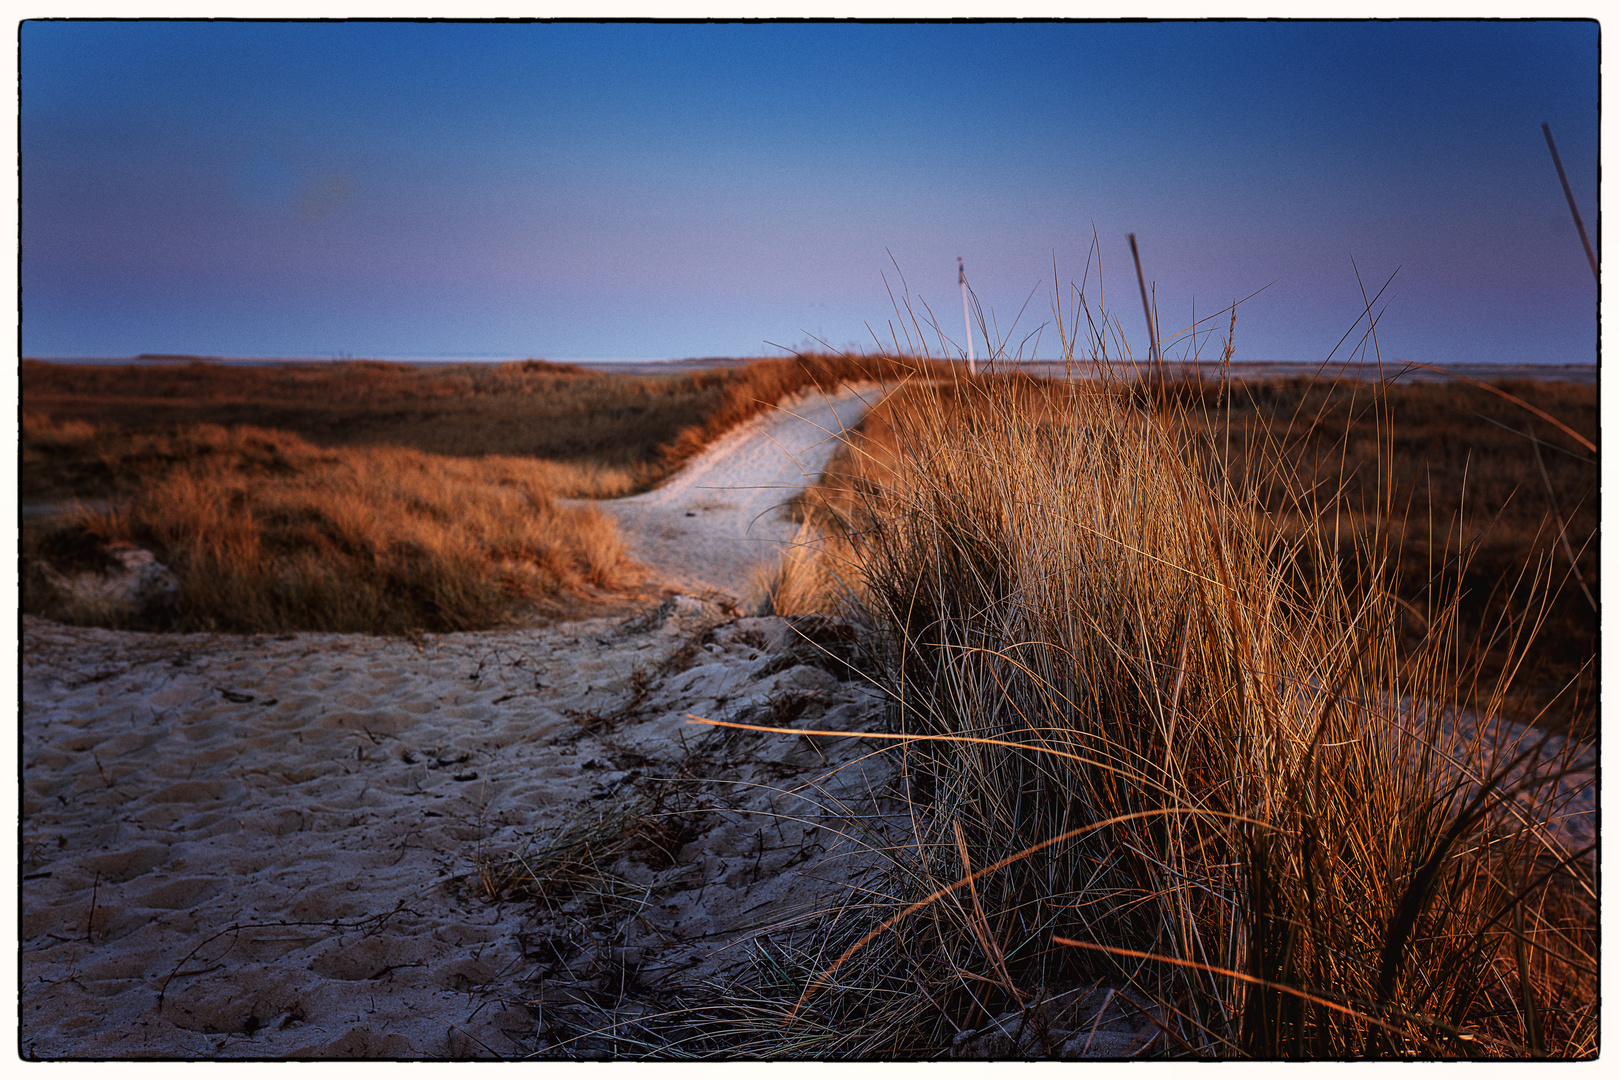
<box><xmin>799</xmin><ymin>372</ymin><xmax>1597</xmax><ymax>737</ymax></box>
<box><xmin>19</xmin><ymin>337</ymin><xmax>1596</xmax><ymax>1057</ymax></box>
<box><xmin>21</xmin><ymin>419</ymin><xmax>632</xmax><ymax>633</ymax></box>
<box><xmin>21</xmin><ymin>352</ymin><xmax>936</xmax><ymax>495</ymax></box>
<box><xmin>471</xmin><ymin>795</ymin><xmax>690</xmax><ymax>912</ymax></box>
<box><xmin>747</xmin><ymin>523</ymin><xmax>857</xmax><ymax>618</ymax></box>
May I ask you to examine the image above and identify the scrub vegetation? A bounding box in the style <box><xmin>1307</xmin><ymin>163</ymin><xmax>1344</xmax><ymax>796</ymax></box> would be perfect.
<box><xmin>20</xmin><ymin>417</ymin><xmax>633</xmax><ymax>633</ymax></box>
<box><xmin>21</xmin><ymin>352</ymin><xmax>935</xmax><ymax>495</ymax></box>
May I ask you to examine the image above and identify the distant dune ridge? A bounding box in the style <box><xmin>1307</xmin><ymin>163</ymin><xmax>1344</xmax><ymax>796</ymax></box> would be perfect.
<box><xmin>26</xmin><ymin>353</ymin><xmax>1600</xmax><ymax>386</ymax></box>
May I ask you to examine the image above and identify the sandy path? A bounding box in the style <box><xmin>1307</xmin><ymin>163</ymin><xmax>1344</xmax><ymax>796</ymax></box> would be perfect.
<box><xmin>21</xmin><ymin>595</ymin><xmax>1591</xmax><ymax>1059</ymax></box>
<box><xmin>588</xmin><ymin>382</ymin><xmax>884</xmax><ymax>597</ymax></box>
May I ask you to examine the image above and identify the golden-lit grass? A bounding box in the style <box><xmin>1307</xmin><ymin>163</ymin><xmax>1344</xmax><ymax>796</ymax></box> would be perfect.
<box><xmin>20</xmin><ymin>410</ymin><xmax>642</xmax><ymax>503</ymax></box>
<box><xmin>801</xmin><ymin>374</ymin><xmax>1598</xmax><ymax>737</ymax></box>
<box><xmin>1156</xmin><ymin>374</ymin><xmax>1597</xmax><ymax>737</ymax></box>
<box><xmin>763</xmin><ymin>365</ymin><xmax>1594</xmax><ymax>1057</ymax></box>
<box><xmin>22</xmin><ymin>419</ymin><xmax>634</xmax><ymax>634</ymax></box>
<box><xmin>746</xmin><ymin>523</ymin><xmax>857</xmax><ymax>618</ymax></box>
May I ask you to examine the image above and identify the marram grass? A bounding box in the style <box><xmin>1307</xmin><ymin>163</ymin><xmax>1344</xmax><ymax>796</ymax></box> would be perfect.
<box><xmin>732</xmin><ymin>362</ymin><xmax>1594</xmax><ymax>1058</ymax></box>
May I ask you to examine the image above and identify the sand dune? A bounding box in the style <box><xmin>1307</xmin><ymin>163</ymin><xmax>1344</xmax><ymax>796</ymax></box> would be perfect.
<box><xmin>17</xmin><ymin>384</ymin><xmax>1590</xmax><ymax>1059</ymax></box>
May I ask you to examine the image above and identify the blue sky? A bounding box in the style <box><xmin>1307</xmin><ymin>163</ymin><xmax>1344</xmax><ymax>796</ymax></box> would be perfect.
<box><xmin>20</xmin><ymin>20</ymin><xmax>1599</xmax><ymax>364</ymax></box>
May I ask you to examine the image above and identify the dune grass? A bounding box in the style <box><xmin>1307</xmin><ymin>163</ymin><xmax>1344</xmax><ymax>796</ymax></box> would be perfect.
<box><xmin>799</xmin><ymin>372</ymin><xmax>1598</xmax><ymax>738</ymax></box>
<box><xmin>1156</xmin><ymin>373</ymin><xmax>1598</xmax><ymax>739</ymax></box>
<box><xmin>21</xmin><ymin>419</ymin><xmax>634</xmax><ymax>634</ymax></box>
<box><xmin>754</xmin><ymin>358</ymin><xmax>1595</xmax><ymax>1058</ymax></box>
<box><xmin>746</xmin><ymin>523</ymin><xmax>859</xmax><ymax>618</ymax></box>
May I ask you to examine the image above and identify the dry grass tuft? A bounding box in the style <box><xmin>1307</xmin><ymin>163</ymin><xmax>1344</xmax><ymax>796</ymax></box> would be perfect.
<box><xmin>472</xmin><ymin>796</ymin><xmax>693</xmax><ymax>912</ymax></box>
<box><xmin>747</xmin><ymin>524</ymin><xmax>857</xmax><ymax>618</ymax></box>
<box><xmin>763</xmin><ymin>357</ymin><xmax>1594</xmax><ymax>1056</ymax></box>
<box><xmin>22</xmin><ymin>420</ymin><xmax>636</xmax><ymax>634</ymax></box>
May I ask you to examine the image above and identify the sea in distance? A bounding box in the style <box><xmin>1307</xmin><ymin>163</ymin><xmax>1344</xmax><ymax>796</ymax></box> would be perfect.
<box><xmin>24</xmin><ymin>354</ymin><xmax>1598</xmax><ymax>385</ymax></box>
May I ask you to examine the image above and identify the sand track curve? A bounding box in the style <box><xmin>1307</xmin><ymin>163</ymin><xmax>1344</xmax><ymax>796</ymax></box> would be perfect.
<box><xmin>588</xmin><ymin>381</ymin><xmax>884</xmax><ymax>598</ymax></box>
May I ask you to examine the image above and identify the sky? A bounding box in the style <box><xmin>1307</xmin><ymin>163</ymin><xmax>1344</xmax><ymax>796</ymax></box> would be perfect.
<box><xmin>19</xmin><ymin>19</ymin><xmax>1600</xmax><ymax>365</ymax></box>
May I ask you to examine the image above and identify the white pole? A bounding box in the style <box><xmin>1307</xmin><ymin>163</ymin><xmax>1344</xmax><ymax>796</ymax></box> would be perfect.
<box><xmin>958</xmin><ymin>257</ymin><xmax>976</xmax><ymax>375</ymax></box>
